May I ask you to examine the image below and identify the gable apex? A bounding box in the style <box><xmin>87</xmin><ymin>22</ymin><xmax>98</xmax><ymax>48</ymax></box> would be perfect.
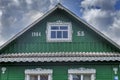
<box><xmin>0</xmin><ymin>3</ymin><xmax>120</xmax><ymax>51</ymax></box>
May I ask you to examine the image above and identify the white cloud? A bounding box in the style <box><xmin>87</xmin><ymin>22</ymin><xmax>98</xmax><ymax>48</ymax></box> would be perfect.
<box><xmin>0</xmin><ymin>0</ymin><xmax>50</xmax><ymax>46</ymax></box>
<box><xmin>0</xmin><ymin>10</ymin><xmax>2</xmax><ymax>35</ymax></box>
<box><xmin>81</xmin><ymin>0</ymin><xmax>117</xmax><ymax>10</ymax></box>
<box><xmin>0</xmin><ymin>36</ymin><xmax>6</xmax><ymax>46</ymax></box>
<box><xmin>20</xmin><ymin>11</ymin><xmax>44</xmax><ymax>29</ymax></box>
<box><xmin>80</xmin><ymin>0</ymin><xmax>120</xmax><ymax>45</ymax></box>
<box><xmin>82</xmin><ymin>9</ymin><xmax>114</xmax><ymax>30</ymax></box>
<box><xmin>26</xmin><ymin>0</ymin><xmax>32</xmax><ymax>4</ymax></box>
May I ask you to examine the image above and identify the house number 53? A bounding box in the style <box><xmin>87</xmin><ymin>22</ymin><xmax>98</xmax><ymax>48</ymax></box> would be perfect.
<box><xmin>77</xmin><ymin>31</ymin><xmax>85</xmax><ymax>36</ymax></box>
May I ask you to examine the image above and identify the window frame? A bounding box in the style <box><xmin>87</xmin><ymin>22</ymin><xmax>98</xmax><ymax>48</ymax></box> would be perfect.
<box><xmin>25</xmin><ymin>68</ymin><xmax>53</xmax><ymax>80</ymax></box>
<box><xmin>68</xmin><ymin>68</ymin><xmax>96</xmax><ymax>80</ymax></box>
<box><xmin>46</xmin><ymin>22</ymin><xmax>72</xmax><ymax>42</ymax></box>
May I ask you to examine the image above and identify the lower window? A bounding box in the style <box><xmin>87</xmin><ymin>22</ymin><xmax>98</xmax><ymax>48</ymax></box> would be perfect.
<box><xmin>25</xmin><ymin>68</ymin><xmax>52</xmax><ymax>80</ymax></box>
<box><xmin>29</xmin><ymin>74</ymin><xmax>48</xmax><ymax>80</ymax></box>
<box><xmin>68</xmin><ymin>68</ymin><xmax>96</xmax><ymax>80</ymax></box>
<box><xmin>73</xmin><ymin>74</ymin><xmax>91</xmax><ymax>80</ymax></box>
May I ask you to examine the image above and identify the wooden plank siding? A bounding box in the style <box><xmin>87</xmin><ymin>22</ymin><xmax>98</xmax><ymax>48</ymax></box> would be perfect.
<box><xmin>0</xmin><ymin>9</ymin><xmax>119</xmax><ymax>53</ymax></box>
<box><xmin>0</xmin><ymin>62</ymin><xmax>119</xmax><ymax>80</ymax></box>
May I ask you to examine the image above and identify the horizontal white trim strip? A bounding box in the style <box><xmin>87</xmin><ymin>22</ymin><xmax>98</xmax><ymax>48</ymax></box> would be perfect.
<box><xmin>0</xmin><ymin>57</ymin><xmax>120</xmax><ymax>62</ymax></box>
<box><xmin>1</xmin><ymin>52</ymin><xmax>120</xmax><ymax>58</ymax></box>
<box><xmin>25</xmin><ymin>68</ymin><xmax>53</xmax><ymax>74</ymax></box>
<box><xmin>68</xmin><ymin>68</ymin><xmax>96</xmax><ymax>74</ymax></box>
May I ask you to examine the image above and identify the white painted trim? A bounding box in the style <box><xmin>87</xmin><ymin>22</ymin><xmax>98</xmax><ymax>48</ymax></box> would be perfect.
<box><xmin>1</xmin><ymin>56</ymin><xmax>120</xmax><ymax>62</ymax></box>
<box><xmin>68</xmin><ymin>68</ymin><xmax>96</xmax><ymax>80</ymax></box>
<box><xmin>25</xmin><ymin>68</ymin><xmax>53</xmax><ymax>80</ymax></box>
<box><xmin>81</xmin><ymin>75</ymin><xmax>83</xmax><ymax>80</ymax></box>
<box><xmin>68</xmin><ymin>68</ymin><xmax>96</xmax><ymax>74</ymax></box>
<box><xmin>25</xmin><ymin>68</ymin><xmax>53</xmax><ymax>74</ymax></box>
<box><xmin>46</xmin><ymin>21</ymin><xmax>72</xmax><ymax>42</ymax></box>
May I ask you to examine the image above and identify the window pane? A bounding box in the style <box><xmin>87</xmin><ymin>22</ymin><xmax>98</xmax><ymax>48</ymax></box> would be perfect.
<box><xmin>51</xmin><ymin>31</ymin><xmax>56</xmax><ymax>38</ymax></box>
<box><xmin>83</xmin><ymin>74</ymin><xmax>91</xmax><ymax>80</ymax></box>
<box><xmin>51</xmin><ymin>26</ymin><xmax>59</xmax><ymax>30</ymax></box>
<box><xmin>63</xmin><ymin>31</ymin><xmax>68</xmax><ymax>38</ymax></box>
<box><xmin>57</xmin><ymin>31</ymin><xmax>62</xmax><ymax>38</ymax></box>
<box><xmin>41</xmin><ymin>75</ymin><xmax>48</xmax><ymax>80</ymax></box>
<box><xmin>73</xmin><ymin>75</ymin><xmax>81</xmax><ymax>80</ymax></box>
<box><xmin>60</xmin><ymin>26</ymin><xmax>68</xmax><ymax>30</ymax></box>
<box><xmin>30</xmin><ymin>75</ymin><xmax>38</xmax><ymax>80</ymax></box>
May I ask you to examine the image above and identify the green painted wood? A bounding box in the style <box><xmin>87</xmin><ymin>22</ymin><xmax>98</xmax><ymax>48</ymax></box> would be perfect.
<box><xmin>0</xmin><ymin>62</ymin><xmax>119</xmax><ymax>80</ymax></box>
<box><xmin>0</xmin><ymin>9</ymin><xmax>120</xmax><ymax>53</ymax></box>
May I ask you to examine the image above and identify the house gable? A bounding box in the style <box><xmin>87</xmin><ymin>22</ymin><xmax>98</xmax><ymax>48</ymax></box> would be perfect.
<box><xmin>0</xmin><ymin>4</ymin><xmax>120</xmax><ymax>54</ymax></box>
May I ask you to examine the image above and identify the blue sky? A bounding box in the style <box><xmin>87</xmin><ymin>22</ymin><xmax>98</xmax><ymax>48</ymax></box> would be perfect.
<box><xmin>0</xmin><ymin>0</ymin><xmax>120</xmax><ymax>46</ymax></box>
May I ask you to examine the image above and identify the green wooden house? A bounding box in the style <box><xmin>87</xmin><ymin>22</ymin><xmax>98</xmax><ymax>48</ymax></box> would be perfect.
<box><xmin>0</xmin><ymin>3</ymin><xmax>120</xmax><ymax>80</ymax></box>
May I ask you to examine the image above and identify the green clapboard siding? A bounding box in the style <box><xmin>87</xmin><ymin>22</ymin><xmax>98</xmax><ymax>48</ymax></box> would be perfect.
<box><xmin>0</xmin><ymin>8</ymin><xmax>120</xmax><ymax>53</ymax></box>
<box><xmin>0</xmin><ymin>62</ymin><xmax>119</xmax><ymax>80</ymax></box>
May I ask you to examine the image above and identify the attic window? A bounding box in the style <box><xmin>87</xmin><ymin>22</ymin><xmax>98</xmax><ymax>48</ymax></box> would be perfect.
<box><xmin>47</xmin><ymin>22</ymin><xmax>72</xmax><ymax>42</ymax></box>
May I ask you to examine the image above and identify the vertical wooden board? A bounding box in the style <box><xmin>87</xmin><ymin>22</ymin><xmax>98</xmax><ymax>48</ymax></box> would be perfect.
<box><xmin>1</xmin><ymin>8</ymin><xmax>119</xmax><ymax>53</ymax></box>
<box><xmin>1</xmin><ymin>66</ymin><xmax>8</xmax><ymax>80</ymax></box>
<box><xmin>53</xmin><ymin>66</ymin><xmax>68</xmax><ymax>80</ymax></box>
<box><xmin>1</xmin><ymin>63</ymin><xmax>117</xmax><ymax>80</ymax></box>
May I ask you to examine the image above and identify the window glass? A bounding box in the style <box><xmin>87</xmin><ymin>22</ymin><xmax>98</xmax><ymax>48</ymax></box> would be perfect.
<box><xmin>72</xmin><ymin>74</ymin><xmax>91</xmax><ymax>80</ymax></box>
<box><xmin>47</xmin><ymin>23</ymin><xmax>72</xmax><ymax>42</ymax></box>
<box><xmin>30</xmin><ymin>75</ymin><xmax>38</xmax><ymax>80</ymax></box>
<box><xmin>50</xmin><ymin>26</ymin><xmax>68</xmax><ymax>39</ymax></box>
<box><xmin>41</xmin><ymin>75</ymin><xmax>48</xmax><ymax>80</ymax></box>
<box><xmin>60</xmin><ymin>26</ymin><xmax>68</xmax><ymax>30</ymax></box>
<box><xmin>63</xmin><ymin>31</ymin><xmax>68</xmax><ymax>38</ymax></box>
<box><xmin>83</xmin><ymin>74</ymin><xmax>91</xmax><ymax>80</ymax></box>
<box><xmin>57</xmin><ymin>31</ymin><xmax>62</xmax><ymax>38</ymax></box>
<box><xmin>51</xmin><ymin>31</ymin><xmax>56</xmax><ymax>38</ymax></box>
<box><xmin>51</xmin><ymin>26</ymin><xmax>59</xmax><ymax>30</ymax></box>
<box><xmin>73</xmin><ymin>75</ymin><xmax>81</xmax><ymax>80</ymax></box>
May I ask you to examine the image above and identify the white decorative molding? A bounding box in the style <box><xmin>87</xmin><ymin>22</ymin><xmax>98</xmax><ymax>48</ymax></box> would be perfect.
<box><xmin>25</xmin><ymin>68</ymin><xmax>53</xmax><ymax>74</ymax></box>
<box><xmin>68</xmin><ymin>68</ymin><xmax>96</xmax><ymax>74</ymax></box>
<box><xmin>46</xmin><ymin>22</ymin><xmax>72</xmax><ymax>42</ymax></box>
<box><xmin>0</xmin><ymin>52</ymin><xmax>120</xmax><ymax>62</ymax></box>
<box><xmin>1</xmin><ymin>67</ymin><xmax>6</xmax><ymax>74</ymax></box>
<box><xmin>56</xmin><ymin>20</ymin><xmax>64</xmax><ymax>23</ymax></box>
<box><xmin>0</xmin><ymin>57</ymin><xmax>120</xmax><ymax>62</ymax></box>
<box><xmin>25</xmin><ymin>68</ymin><xmax>53</xmax><ymax>80</ymax></box>
<box><xmin>68</xmin><ymin>68</ymin><xmax>96</xmax><ymax>80</ymax></box>
<box><xmin>113</xmin><ymin>68</ymin><xmax>118</xmax><ymax>74</ymax></box>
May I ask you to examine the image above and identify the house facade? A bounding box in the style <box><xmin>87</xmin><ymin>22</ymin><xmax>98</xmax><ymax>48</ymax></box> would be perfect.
<box><xmin>0</xmin><ymin>4</ymin><xmax>120</xmax><ymax>80</ymax></box>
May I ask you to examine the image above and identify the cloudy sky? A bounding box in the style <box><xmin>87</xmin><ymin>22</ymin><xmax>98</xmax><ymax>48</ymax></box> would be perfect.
<box><xmin>0</xmin><ymin>0</ymin><xmax>120</xmax><ymax>46</ymax></box>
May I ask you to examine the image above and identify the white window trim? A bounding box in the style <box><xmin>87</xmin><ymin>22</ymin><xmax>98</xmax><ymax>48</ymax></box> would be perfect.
<box><xmin>46</xmin><ymin>21</ymin><xmax>72</xmax><ymax>42</ymax></box>
<box><xmin>25</xmin><ymin>68</ymin><xmax>53</xmax><ymax>80</ymax></box>
<box><xmin>68</xmin><ymin>68</ymin><xmax>96</xmax><ymax>80</ymax></box>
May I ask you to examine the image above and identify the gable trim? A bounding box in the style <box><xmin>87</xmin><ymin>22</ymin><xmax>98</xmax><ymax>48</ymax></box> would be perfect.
<box><xmin>0</xmin><ymin>3</ymin><xmax>120</xmax><ymax>51</ymax></box>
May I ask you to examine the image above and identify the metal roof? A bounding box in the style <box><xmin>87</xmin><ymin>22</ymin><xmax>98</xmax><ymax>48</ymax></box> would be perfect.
<box><xmin>0</xmin><ymin>52</ymin><xmax>120</xmax><ymax>62</ymax></box>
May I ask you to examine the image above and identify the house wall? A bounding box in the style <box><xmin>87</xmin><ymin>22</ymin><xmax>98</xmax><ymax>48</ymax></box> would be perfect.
<box><xmin>0</xmin><ymin>62</ymin><xmax>119</xmax><ymax>80</ymax></box>
<box><xmin>0</xmin><ymin>8</ymin><xmax>119</xmax><ymax>53</ymax></box>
